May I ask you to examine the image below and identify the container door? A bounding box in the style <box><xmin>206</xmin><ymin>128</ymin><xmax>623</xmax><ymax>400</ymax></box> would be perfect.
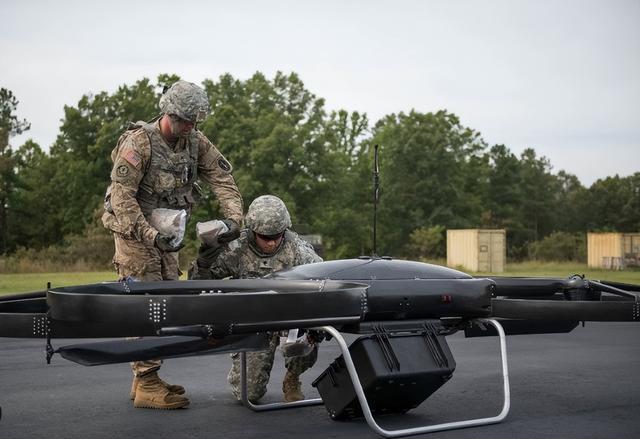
<box><xmin>477</xmin><ymin>232</ymin><xmax>490</xmax><ymax>272</ymax></box>
<box><xmin>630</xmin><ymin>235</ymin><xmax>640</xmax><ymax>267</ymax></box>
<box><xmin>490</xmin><ymin>231</ymin><xmax>505</xmax><ymax>273</ymax></box>
<box><xmin>623</xmin><ymin>235</ymin><xmax>631</xmax><ymax>255</ymax></box>
<box><xmin>632</xmin><ymin>235</ymin><xmax>640</xmax><ymax>254</ymax></box>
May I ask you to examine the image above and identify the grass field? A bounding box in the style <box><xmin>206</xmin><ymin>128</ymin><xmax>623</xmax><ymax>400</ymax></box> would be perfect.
<box><xmin>476</xmin><ymin>261</ymin><xmax>640</xmax><ymax>284</ymax></box>
<box><xmin>0</xmin><ymin>272</ymin><xmax>116</xmax><ymax>295</ymax></box>
<box><xmin>1</xmin><ymin>261</ymin><xmax>639</xmax><ymax>296</ymax></box>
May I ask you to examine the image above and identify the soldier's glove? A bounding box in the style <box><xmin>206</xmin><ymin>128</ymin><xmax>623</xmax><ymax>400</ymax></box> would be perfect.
<box><xmin>281</xmin><ymin>329</ymin><xmax>315</xmax><ymax>358</ymax></box>
<box><xmin>218</xmin><ymin>219</ymin><xmax>240</xmax><ymax>243</ymax></box>
<box><xmin>196</xmin><ymin>243</ymin><xmax>223</xmax><ymax>269</ymax></box>
<box><xmin>307</xmin><ymin>329</ymin><xmax>331</xmax><ymax>343</ymax></box>
<box><xmin>154</xmin><ymin>233</ymin><xmax>185</xmax><ymax>252</ymax></box>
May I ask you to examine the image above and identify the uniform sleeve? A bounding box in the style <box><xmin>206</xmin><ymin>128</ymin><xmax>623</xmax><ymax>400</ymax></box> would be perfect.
<box><xmin>206</xmin><ymin>244</ymin><xmax>242</xmax><ymax>279</ymax></box>
<box><xmin>108</xmin><ymin>132</ymin><xmax>157</xmax><ymax>244</ymax></box>
<box><xmin>294</xmin><ymin>237</ymin><xmax>323</xmax><ymax>265</ymax></box>
<box><xmin>196</xmin><ymin>135</ymin><xmax>244</xmax><ymax>224</ymax></box>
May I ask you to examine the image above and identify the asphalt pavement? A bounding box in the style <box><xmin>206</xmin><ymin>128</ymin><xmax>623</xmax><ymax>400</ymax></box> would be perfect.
<box><xmin>1</xmin><ymin>322</ymin><xmax>639</xmax><ymax>439</ymax></box>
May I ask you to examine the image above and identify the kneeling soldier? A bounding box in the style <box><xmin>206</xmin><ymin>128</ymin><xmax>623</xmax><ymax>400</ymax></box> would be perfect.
<box><xmin>190</xmin><ymin>195</ymin><xmax>322</xmax><ymax>402</ymax></box>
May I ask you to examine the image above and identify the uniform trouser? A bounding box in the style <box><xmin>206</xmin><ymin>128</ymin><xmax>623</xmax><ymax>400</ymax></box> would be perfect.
<box><xmin>113</xmin><ymin>234</ymin><xmax>180</xmax><ymax>377</ymax></box>
<box><xmin>227</xmin><ymin>333</ymin><xmax>319</xmax><ymax>402</ymax></box>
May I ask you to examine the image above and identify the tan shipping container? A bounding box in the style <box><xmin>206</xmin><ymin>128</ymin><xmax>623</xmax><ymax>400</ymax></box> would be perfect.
<box><xmin>587</xmin><ymin>232</ymin><xmax>640</xmax><ymax>269</ymax></box>
<box><xmin>447</xmin><ymin>229</ymin><xmax>506</xmax><ymax>273</ymax></box>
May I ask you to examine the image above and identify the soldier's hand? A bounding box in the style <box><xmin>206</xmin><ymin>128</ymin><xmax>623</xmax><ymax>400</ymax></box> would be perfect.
<box><xmin>154</xmin><ymin>233</ymin><xmax>185</xmax><ymax>252</ymax></box>
<box><xmin>218</xmin><ymin>219</ymin><xmax>240</xmax><ymax>243</ymax></box>
<box><xmin>307</xmin><ymin>329</ymin><xmax>331</xmax><ymax>343</ymax></box>
<box><xmin>196</xmin><ymin>243</ymin><xmax>222</xmax><ymax>269</ymax></box>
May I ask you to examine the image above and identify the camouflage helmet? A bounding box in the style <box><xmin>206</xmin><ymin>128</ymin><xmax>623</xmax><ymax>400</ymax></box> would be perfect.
<box><xmin>159</xmin><ymin>80</ymin><xmax>210</xmax><ymax>123</ymax></box>
<box><xmin>245</xmin><ymin>195</ymin><xmax>292</xmax><ymax>235</ymax></box>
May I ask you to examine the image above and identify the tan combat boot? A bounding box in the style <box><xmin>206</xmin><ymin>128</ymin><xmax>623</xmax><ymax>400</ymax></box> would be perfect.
<box><xmin>130</xmin><ymin>375</ymin><xmax>186</xmax><ymax>400</ymax></box>
<box><xmin>133</xmin><ymin>372</ymin><xmax>190</xmax><ymax>409</ymax></box>
<box><xmin>282</xmin><ymin>370</ymin><xmax>304</xmax><ymax>402</ymax></box>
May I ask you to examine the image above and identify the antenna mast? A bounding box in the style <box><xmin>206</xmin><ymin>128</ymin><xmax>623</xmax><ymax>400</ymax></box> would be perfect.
<box><xmin>373</xmin><ymin>144</ymin><xmax>380</xmax><ymax>256</ymax></box>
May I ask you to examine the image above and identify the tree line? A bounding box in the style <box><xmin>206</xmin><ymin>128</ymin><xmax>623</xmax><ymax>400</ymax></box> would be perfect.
<box><xmin>1</xmin><ymin>72</ymin><xmax>638</xmax><ymax>270</ymax></box>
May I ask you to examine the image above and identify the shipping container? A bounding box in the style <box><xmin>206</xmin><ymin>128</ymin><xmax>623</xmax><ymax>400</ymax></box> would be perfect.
<box><xmin>446</xmin><ymin>229</ymin><xmax>506</xmax><ymax>273</ymax></box>
<box><xmin>587</xmin><ymin>232</ymin><xmax>640</xmax><ymax>269</ymax></box>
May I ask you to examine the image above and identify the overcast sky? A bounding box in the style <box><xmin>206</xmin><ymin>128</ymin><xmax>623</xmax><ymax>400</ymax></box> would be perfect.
<box><xmin>2</xmin><ymin>0</ymin><xmax>638</xmax><ymax>186</ymax></box>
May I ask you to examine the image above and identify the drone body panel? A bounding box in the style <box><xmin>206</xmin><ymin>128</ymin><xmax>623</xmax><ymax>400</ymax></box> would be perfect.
<box><xmin>270</xmin><ymin>256</ymin><xmax>472</xmax><ymax>280</ymax></box>
<box><xmin>271</xmin><ymin>257</ymin><xmax>493</xmax><ymax>320</ymax></box>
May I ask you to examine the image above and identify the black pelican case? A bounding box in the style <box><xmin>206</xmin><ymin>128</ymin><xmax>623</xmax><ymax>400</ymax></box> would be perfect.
<box><xmin>312</xmin><ymin>326</ymin><xmax>456</xmax><ymax>420</ymax></box>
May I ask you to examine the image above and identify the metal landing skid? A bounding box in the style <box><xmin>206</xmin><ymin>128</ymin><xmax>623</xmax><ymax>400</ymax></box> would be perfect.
<box><xmin>239</xmin><ymin>318</ymin><xmax>510</xmax><ymax>438</ymax></box>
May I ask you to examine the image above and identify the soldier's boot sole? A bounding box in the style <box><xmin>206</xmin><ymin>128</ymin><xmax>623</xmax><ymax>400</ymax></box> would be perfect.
<box><xmin>133</xmin><ymin>398</ymin><xmax>190</xmax><ymax>410</ymax></box>
<box><xmin>133</xmin><ymin>389</ymin><xmax>190</xmax><ymax>410</ymax></box>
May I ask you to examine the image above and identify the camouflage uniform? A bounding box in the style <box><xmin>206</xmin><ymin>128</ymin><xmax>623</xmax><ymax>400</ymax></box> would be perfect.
<box><xmin>102</xmin><ymin>82</ymin><xmax>243</xmax><ymax>378</ymax></box>
<box><xmin>191</xmin><ymin>227</ymin><xmax>322</xmax><ymax>401</ymax></box>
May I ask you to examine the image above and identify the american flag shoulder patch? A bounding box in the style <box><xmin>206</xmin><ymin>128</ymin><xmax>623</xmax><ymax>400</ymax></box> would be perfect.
<box><xmin>123</xmin><ymin>150</ymin><xmax>141</xmax><ymax>168</ymax></box>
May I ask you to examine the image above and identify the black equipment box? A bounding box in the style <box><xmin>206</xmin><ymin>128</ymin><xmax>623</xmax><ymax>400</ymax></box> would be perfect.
<box><xmin>312</xmin><ymin>325</ymin><xmax>456</xmax><ymax>420</ymax></box>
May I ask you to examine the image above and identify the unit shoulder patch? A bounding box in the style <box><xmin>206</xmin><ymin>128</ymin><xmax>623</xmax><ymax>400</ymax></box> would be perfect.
<box><xmin>218</xmin><ymin>158</ymin><xmax>232</xmax><ymax>172</ymax></box>
<box><xmin>116</xmin><ymin>165</ymin><xmax>130</xmax><ymax>177</ymax></box>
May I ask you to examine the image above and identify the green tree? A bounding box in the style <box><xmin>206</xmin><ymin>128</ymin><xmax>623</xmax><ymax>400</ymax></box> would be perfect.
<box><xmin>7</xmin><ymin>72</ymin><xmax>636</xmax><ymax>268</ymax></box>
<box><xmin>484</xmin><ymin>145</ymin><xmax>566</xmax><ymax>259</ymax></box>
<box><xmin>200</xmin><ymin>72</ymin><xmax>328</xmax><ymax>214</ymax></box>
<box><xmin>198</xmin><ymin>72</ymin><xmax>370</xmax><ymax>258</ymax></box>
<box><xmin>47</xmin><ymin>78</ymin><xmax>160</xmax><ymax>236</ymax></box>
<box><xmin>370</xmin><ymin>110</ymin><xmax>488</xmax><ymax>256</ymax></box>
<box><xmin>0</xmin><ymin>88</ymin><xmax>31</xmax><ymax>253</ymax></box>
<box><xmin>585</xmin><ymin>173</ymin><xmax>640</xmax><ymax>232</ymax></box>
<box><xmin>620</xmin><ymin>173</ymin><xmax>640</xmax><ymax>231</ymax></box>
<box><xmin>484</xmin><ymin>144</ymin><xmax>522</xmax><ymax>229</ymax></box>
<box><xmin>553</xmin><ymin>170</ymin><xmax>588</xmax><ymax>233</ymax></box>
<box><xmin>518</xmin><ymin>148</ymin><xmax>558</xmax><ymax>241</ymax></box>
<box><xmin>6</xmin><ymin>72</ymin><xmax>372</xmax><ymax>260</ymax></box>
<box><xmin>314</xmin><ymin>110</ymin><xmax>371</xmax><ymax>258</ymax></box>
<box><xmin>528</xmin><ymin>231</ymin><xmax>586</xmax><ymax>262</ymax></box>
<box><xmin>8</xmin><ymin>140</ymin><xmax>59</xmax><ymax>249</ymax></box>
<box><xmin>407</xmin><ymin>225</ymin><xmax>446</xmax><ymax>259</ymax></box>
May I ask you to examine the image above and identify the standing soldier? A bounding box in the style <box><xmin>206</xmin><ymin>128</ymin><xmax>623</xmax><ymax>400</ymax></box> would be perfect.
<box><xmin>190</xmin><ymin>195</ymin><xmax>322</xmax><ymax>403</ymax></box>
<box><xmin>102</xmin><ymin>80</ymin><xmax>243</xmax><ymax>410</ymax></box>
